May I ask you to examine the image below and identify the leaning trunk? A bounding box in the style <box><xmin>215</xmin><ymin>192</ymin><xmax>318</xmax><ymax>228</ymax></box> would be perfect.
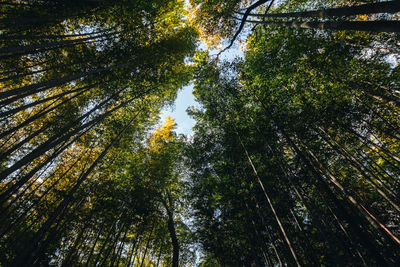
<box><xmin>162</xmin><ymin>195</ymin><xmax>179</xmax><ymax>267</ymax></box>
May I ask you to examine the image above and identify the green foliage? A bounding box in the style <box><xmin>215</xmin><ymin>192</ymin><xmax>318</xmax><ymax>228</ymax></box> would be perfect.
<box><xmin>186</xmin><ymin>25</ymin><xmax>400</xmax><ymax>265</ymax></box>
<box><xmin>1</xmin><ymin>0</ymin><xmax>399</xmax><ymax>266</ymax></box>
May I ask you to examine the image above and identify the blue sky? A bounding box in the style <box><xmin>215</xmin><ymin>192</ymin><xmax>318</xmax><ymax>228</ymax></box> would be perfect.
<box><xmin>160</xmin><ymin>46</ymin><xmax>244</xmax><ymax>135</ymax></box>
<box><xmin>160</xmin><ymin>83</ymin><xmax>199</xmax><ymax>135</ymax></box>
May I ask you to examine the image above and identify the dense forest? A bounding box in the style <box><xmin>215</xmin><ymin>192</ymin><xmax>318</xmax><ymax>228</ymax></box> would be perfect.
<box><xmin>0</xmin><ymin>0</ymin><xmax>399</xmax><ymax>266</ymax></box>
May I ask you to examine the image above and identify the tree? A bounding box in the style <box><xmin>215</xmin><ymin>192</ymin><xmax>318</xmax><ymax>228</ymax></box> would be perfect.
<box><xmin>0</xmin><ymin>0</ymin><xmax>197</xmax><ymax>265</ymax></box>
<box><xmin>1</xmin><ymin>0</ymin><xmax>400</xmax><ymax>265</ymax></box>
<box><xmin>190</xmin><ymin>0</ymin><xmax>400</xmax><ymax>52</ymax></box>
<box><xmin>185</xmin><ymin>29</ymin><xmax>400</xmax><ymax>264</ymax></box>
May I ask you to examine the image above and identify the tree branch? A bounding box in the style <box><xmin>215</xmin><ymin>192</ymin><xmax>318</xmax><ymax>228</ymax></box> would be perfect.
<box><xmin>219</xmin><ymin>0</ymin><xmax>270</xmax><ymax>54</ymax></box>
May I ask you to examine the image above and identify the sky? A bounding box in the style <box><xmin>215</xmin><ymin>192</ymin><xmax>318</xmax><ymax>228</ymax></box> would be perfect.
<box><xmin>159</xmin><ymin>42</ymin><xmax>245</xmax><ymax>135</ymax></box>
<box><xmin>159</xmin><ymin>0</ymin><xmax>252</xmax><ymax>135</ymax></box>
<box><xmin>159</xmin><ymin>83</ymin><xmax>200</xmax><ymax>135</ymax></box>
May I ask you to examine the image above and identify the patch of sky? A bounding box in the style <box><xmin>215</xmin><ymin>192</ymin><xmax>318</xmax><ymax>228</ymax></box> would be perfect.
<box><xmin>159</xmin><ymin>47</ymin><xmax>244</xmax><ymax>135</ymax></box>
<box><xmin>159</xmin><ymin>83</ymin><xmax>200</xmax><ymax>135</ymax></box>
<box><xmin>160</xmin><ymin>44</ymin><xmax>245</xmax><ymax>135</ymax></box>
<box><xmin>160</xmin><ymin>1</ymin><xmax>251</xmax><ymax>136</ymax></box>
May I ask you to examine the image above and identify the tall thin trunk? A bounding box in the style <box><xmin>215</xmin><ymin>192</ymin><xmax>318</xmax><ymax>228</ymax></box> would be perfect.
<box><xmin>0</xmin><ymin>28</ymin><xmax>114</xmax><ymax>40</ymax></box>
<box><xmin>247</xmin><ymin>115</ymin><xmax>353</xmax><ymax>262</ymax></box>
<box><xmin>92</xmin><ymin>222</ymin><xmax>118</xmax><ymax>267</ymax></box>
<box><xmin>325</xmin><ymin>204</ymin><xmax>368</xmax><ymax>266</ymax></box>
<box><xmin>237</xmin><ymin>133</ymin><xmax>301</xmax><ymax>266</ymax></box>
<box><xmin>0</xmin><ymin>62</ymin><xmax>70</xmax><ymax>83</ymax></box>
<box><xmin>139</xmin><ymin>222</ymin><xmax>155</xmax><ymax>267</ymax></box>
<box><xmin>32</xmin><ymin>197</ymin><xmax>86</xmax><ymax>265</ymax></box>
<box><xmin>156</xmin><ymin>236</ymin><xmax>165</xmax><ymax>267</ymax></box>
<box><xmin>302</xmin><ymin>142</ymin><xmax>400</xmax><ymax>249</ymax></box>
<box><xmin>113</xmin><ymin>227</ymin><xmax>129</xmax><ymax>267</ymax></box>
<box><xmin>0</xmin><ymin>32</ymin><xmax>110</xmax><ymax>54</ymax></box>
<box><xmin>245</xmin><ymin>19</ymin><xmax>400</xmax><ymax>33</ymax></box>
<box><xmin>0</xmin><ymin>86</ymin><xmax>88</xmax><ymax>141</ymax></box>
<box><xmin>335</xmin><ymin>120</ymin><xmax>400</xmax><ymax>165</ymax></box>
<box><xmin>244</xmin><ymin>199</ymin><xmax>274</xmax><ymax>266</ymax></box>
<box><xmin>315</xmin><ymin>126</ymin><xmax>400</xmax><ymax>212</ymax></box>
<box><xmin>0</xmin><ymin>32</ymin><xmax>120</xmax><ymax>59</ymax></box>
<box><xmin>0</xmin><ymin>83</ymin><xmax>96</xmax><ymax>119</ymax></box>
<box><xmin>99</xmin><ymin>222</ymin><xmax>126</xmax><ymax>267</ymax></box>
<box><xmin>0</xmin><ymin>59</ymin><xmax>49</xmax><ymax>76</ymax></box>
<box><xmin>61</xmin><ymin>214</ymin><xmax>93</xmax><ymax>266</ymax></box>
<box><xmin>0</xmin><ymin>87</ymin><xmax>151</xmax><ymax>206</ymax></box>
<box><xmin>0</xmin><ymin>152</ymin><xmax>88</xmax><ymax>239</ymax></box>
<box><xmin>84</xmin><ymin>221</ymin><xmax>107</xmax><ymax>267</ymax></box>
<box><xmin>0</xmin><ymin>84</ymin><xmax>124</xmax><ymax>165</ymax></box>
<box><xmin>242</xmin><ymin>1</ymin><xmax>400</xmax><ymax>18</ymax></box>
<box><xmin>0</xmin><ymin>122</ymin><xmax>94</xmax><ymax>204</ymax></box>
<box><xmin>126</xmin><ymin>227</ymin><xmax>143</xmax><ymax>267</ymax></box>
<box><xmin>0</xmin><ymin>85</ymin><xmax>130</xmax><ymax>182</ymax></box>
<box><xmin>1</xmin><ymin>57</ymin><xmax>53</xmax><ymax>72</ymax></box>
<box><xmin>252</xmin><ymin>93</ymin><xmax>394</xmax><ymax>264</ymax></box>
<box><xmin>162</xmin><ymin>192</ymin><xmax>180</xmax><ymax>267</ymax></box>
<box><xmin>11</xmin><ymin>110</ymin><xmax>141</xmax><ymax>266</ymax></box>
<box><xmin>0</xmin><ymin>64</ymin><xmax>122</xmax><ymax>102</ymax></box>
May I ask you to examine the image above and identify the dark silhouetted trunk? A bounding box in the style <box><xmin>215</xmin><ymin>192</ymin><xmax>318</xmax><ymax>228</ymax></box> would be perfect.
<box><xmin>162</xmin><ymin>192</ymin><xmax>180</xmax><ymax>267</ymax></box>
<box><xmin>11</xmin><ymin>111</ymin><xmax>140</xmax><ymax>266</ymax></box>
<box><xmin>246</xmin><ymin>20</ymin><xmax>400</xmax><ymax>33</ymax></box>
<box><xmin>242</xmin><ymin>1</ymin><xmax>400</xmax><ymax>18</ymax></box>
<box><xmin>237</xmin><ymin>134</ymin><xmax>301</xmax><ymax>266</ymax></box>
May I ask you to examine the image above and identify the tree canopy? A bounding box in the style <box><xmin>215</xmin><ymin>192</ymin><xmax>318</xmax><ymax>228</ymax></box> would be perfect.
<box><xmin>1</xmin><ymin>0</ymin><xmax>399</xmax><ymax>266</ymax></box>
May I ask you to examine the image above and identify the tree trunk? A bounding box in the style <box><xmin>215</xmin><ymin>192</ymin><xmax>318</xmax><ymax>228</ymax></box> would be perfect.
<box><xmin>0</xmin><ymin>31</ymin><xmax>120</xmax><ymax>59</ymax></box>
<box><xmin>99</xmin><ymin>222</ymin><xmax>126</xmax><ymax>267</ymax></box>
<box><xmin>0</xmin><ymin>64</ymin><xmax>121</xmax><ymax>102</ymax></box>
<box><xmin>92</xmin><ymin>222</ymin><xmax>117</xmax><ymax>267</ymax></box>
<box><xmin>126</xmin><ymin>227</ymin><xmax>143</xmax><ymax>267</ymax></box>
<box><xmin>0</xmin><ymin>86</ymin><xmax>88</xmax><ymax>141</ymax></box>
<box><xmin>0</xmin><ymin>83</ymin><xmax>94</xmax><ymax>119</ymax></box>
<box><xmin>10</xmin><ymin>111</ymin><xmax>140</xmax><ymax>266</ymax></box>
<box><xmin>156</xmin><ymin>236</ymin><xmax>165</xmax><ymax>267</ymax></box>
<box><xmin>253</xmin><ymin>93</ymin><xmax>395</xmax><ymax>264</ymax></box>
<box><xmin>242</xmin><ymin>1</ymin><xmax>400</xmax><ymax>18</ymax></box>
<box><xmin>162</xmin><ymin>193</ymin><xmax>180</xmax><ymax>267</ymax></box>
<box><xmin>246</xmin><ymin>19</ymin><xmax>400</xmax><ymax>33</ymax></box>
<box><xmin>139</xmin><ymin>222</ymin><xmax>155</xmax><ymax>267</ymax></box>
<box><xmin>0</xmin><ymin>28</ymin><xmax>115</xmax><ymax>40</ymax></box>
<box><xmin>315</xmin><ymin>126</ymin><xmax>400</xmax><ymax>212</ymax></box>
<box><xmin>0</xmin><ymin>85</ymin><xmax>130</xmax><ymax>182</ymax></box>
<box><xmin>84</xmin><ymin>221</ymin><xmax>107</xmax><ymax>267</ymax></box>
<box><xmin>237</xmin><ymin>133</ymin><xmax>301</xmax><ymax>266</ymax></box>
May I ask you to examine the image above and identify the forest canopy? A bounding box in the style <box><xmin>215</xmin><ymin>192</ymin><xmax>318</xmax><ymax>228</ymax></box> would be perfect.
<box><xmin>0</xmin><ymin>0</ymin><xmax>399</xmax><ymax>266</ymax></box>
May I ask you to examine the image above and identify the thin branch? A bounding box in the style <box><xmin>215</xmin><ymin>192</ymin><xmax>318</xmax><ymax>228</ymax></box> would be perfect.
<box><xmin>251</xmin><ymin>0</ymin><xmax>275</xmax><ymax>32</ymax></box>
<box><xmin>219</xmin><ymin>0</ymin><xmax>270</xmax><ymax>54</ymax></box>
